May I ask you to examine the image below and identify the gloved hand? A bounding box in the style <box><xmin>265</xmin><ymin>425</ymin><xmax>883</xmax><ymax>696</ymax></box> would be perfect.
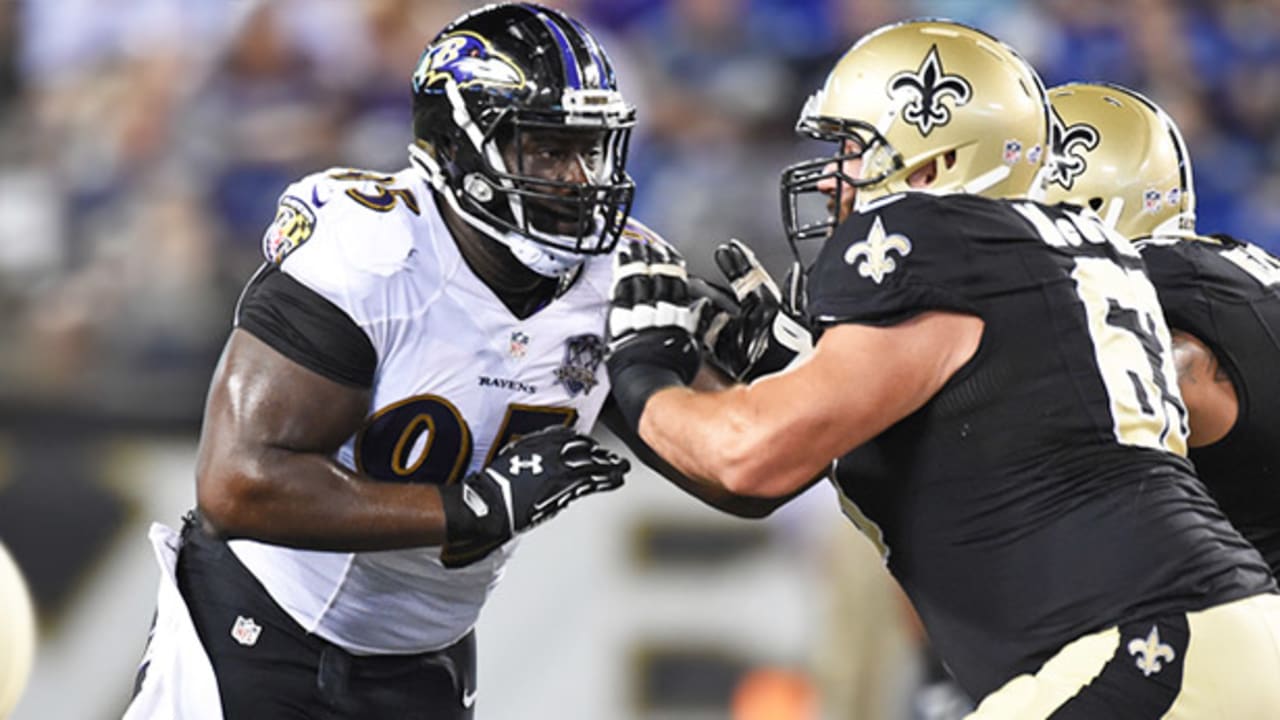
<box><xmin>699</xmin><ymin>239</ymin><xmax>813</xmax><ymax>382</ymax></box>
<box><xmin>605</xmin><ymin>237</ymin><xmax>701</xmax><ymax>428</ymax></box>
<box><xmin>439</xmin><ymin>426</ymin><xmax>629</xmax><ymax>567</ymax></box>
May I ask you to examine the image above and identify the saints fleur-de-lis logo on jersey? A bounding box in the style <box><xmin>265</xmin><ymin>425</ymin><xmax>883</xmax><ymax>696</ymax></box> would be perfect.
<box><xmin>845</xmin><ymin>216</ymin><xmax>912</xmax><ymax>284</ymax></box>
<box><xmin>888</xmin><ymin>46</ymin><xmax>973</xmax><ymax>137</ymax></box>
<box><xmin>1047</xmin><ymin>108</ymin><xmax>1100</xmax><ymax>191</ymax></box>
<box><xmin>1127</xmin><ymin>625</ymin><xmax>1176</xmax><ymax>677</ymax></box>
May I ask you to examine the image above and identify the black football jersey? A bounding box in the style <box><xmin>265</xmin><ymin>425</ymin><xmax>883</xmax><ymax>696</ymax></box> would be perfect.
<box><xmin>808</xmin><ymin>193</ymin><xmax>1274</xmax><ymax>700</ymax></box>
<box><xmin>1138</xmin><ymin>234</ymin><xmax>1280</xmax><ymax>577</ymax></box>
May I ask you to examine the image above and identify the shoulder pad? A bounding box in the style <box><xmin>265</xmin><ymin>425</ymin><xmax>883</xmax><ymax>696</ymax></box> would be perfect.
<box><xmin>808</xmin><ymin>193</ymin><xmax>984</xmax><ymax>325</ymax></box>
<box><xmin>853</xmin><ymin>192</ymin><xmax>913</xmax><ymax>215</ymax></box>
<box><xmin>1133</xmin><ymin>235</ymin><xmax>1182</xmax><ymax>252</ymax></box>
<box><xmin>264</xmin><ymin>168</ymin><xmax>436</xmax><ymax>308</ymax></box>
<box><xmin>263</xmin><ymin>168</ymin><xmax>422</xmax><ymax>275</ymax></box>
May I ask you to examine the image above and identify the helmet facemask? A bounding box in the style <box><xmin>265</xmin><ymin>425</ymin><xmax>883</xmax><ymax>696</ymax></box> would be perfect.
<box><xmin>781</xmin><ymin>114</ymin><xmax>903</xmax><ymax>251</ymax></box>
<box><xmin>489</xmin><ymin>106</ymin><xmax>634</xmax><ymax>249</ymax></box>
<box><xmin>411</xmin><ymin>82</ymin><xmax>635</xmax><ymax>276</ymax></box>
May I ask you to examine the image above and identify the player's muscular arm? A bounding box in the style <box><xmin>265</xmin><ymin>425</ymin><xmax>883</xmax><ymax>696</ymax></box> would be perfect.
<box><xmin>1170</xmin><ymin>329</ymin><xmax>1238</xmax><ymax>447</ymax></box>
<box><xmin>196</xmin><ymin>329</ymin><xmax>450</xmax><ymax>551</ymax></box>
<box><xmin>599</xmin><ymin>388</ymin><xmax>797</xmax><ymax>519</ymax></box>
<box><xmin>640</xmin><ymin>312</ymin><xmax>984</xmax><ymax>498</ymax></box>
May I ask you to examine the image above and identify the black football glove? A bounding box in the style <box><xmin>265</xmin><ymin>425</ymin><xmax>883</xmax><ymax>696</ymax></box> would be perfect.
<box><xmin>605</xmin><ymin>238</ymin><xmax>701</xmax><ymax>427</ymax></box>
<box><xmin>700</xmin><ymin>239</ymin><xmax>813</xmax><ymax>382</ymax></box>
<box><xmin>439</xmin><ymin>426</ymin><xmax>629</xmax><ymax>568</ymax></box>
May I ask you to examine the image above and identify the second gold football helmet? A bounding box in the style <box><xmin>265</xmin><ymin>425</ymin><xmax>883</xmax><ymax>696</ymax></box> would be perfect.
<box><xmin>1043</xmin><ymin>83</ymin><xmax>1196</xmax><ymax>240</ymax></box>
<box><xmin>781</xmin><ymin>19</ymin><xmax>1050</xmax><ymax>247</ymax></box>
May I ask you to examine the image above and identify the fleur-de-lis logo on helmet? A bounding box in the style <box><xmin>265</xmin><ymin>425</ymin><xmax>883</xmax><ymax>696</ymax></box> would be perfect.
<box><xmin>844</xmin><ymin>216</ymin><xmax>912</xmax><ymax>284</ymax></box>
<box><xmin>888</xmin><ymin>46</ymin><xmax>973</xmax><ymax>137</ymax></box>
<box><xmin>1047</xmin><ymin>108</ymin><xmax>1100</xmax><ymax>191</ymax></box>
<box><xmin>1127</xmin><ymin>625</ymin><xmax>1176</xmax><ymax>677</ymax></box>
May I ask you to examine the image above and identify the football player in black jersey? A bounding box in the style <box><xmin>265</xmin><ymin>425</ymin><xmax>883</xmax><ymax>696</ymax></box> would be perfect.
<box><xmin>1044</xmin><ymin>82</ymin><xmax>1280</xmax><ymax>578</ymax></box>
<box><xmin>606</xmin><ymin>19</ymin><xmax>1280</xmax><ymax>718</ymax></box>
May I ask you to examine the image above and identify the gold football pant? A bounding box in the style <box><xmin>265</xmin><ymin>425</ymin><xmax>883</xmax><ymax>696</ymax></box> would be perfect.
<box><xmin>0</xmin><ymin>542</ymin><xmax>35</xmax><ymax>718</ymax></box>
<box><xmin>966</xmin><ymin>593</ymin><xmax>1280</xmax><ymax>719</ymax></box>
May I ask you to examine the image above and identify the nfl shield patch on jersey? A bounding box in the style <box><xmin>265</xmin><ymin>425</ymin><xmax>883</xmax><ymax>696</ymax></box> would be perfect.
<box><xmin>230</xmin><ymin>616</ymin><xmax>262</xmax><ymax>647</ymax></box>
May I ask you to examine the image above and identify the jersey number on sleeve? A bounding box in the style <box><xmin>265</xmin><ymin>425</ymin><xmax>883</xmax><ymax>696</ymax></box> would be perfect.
<box><xmin>328</xmin><ymin>170</ymin><xmax>421</xmax><ymax>216</ymax></box>
<box><xmin>1220</xmin><ymin>242</ymin><xmax>1280</xmax><ymax>288</ymax></box>
<box><xmin>1016</xmin><ymin>204</ymin><xmax>1188</xmax><ymax>455</ymax></box>
<box><xmin>355</xmin><ymin>396</ymin><xmax>577</xmax><ymax>485</ymax></box>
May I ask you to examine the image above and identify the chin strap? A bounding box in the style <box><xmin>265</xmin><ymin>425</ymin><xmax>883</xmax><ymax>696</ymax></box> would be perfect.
<box><xmin>502</xmin><ymin>232</ymin><xmax>586</xmax><ymax>277</ymax></box>
<box><xmin>409</xmin><ymin>143</ymin><xmax>585</xmax><ymax>278</ymax></box>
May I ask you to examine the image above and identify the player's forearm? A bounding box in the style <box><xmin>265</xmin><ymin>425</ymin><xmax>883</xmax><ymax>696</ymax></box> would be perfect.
<box><xmin>600</xmin><ymin>400</ymin><xmax>782</xmax><ymax>518</ymax></box>
<box><xmin>198</xmin><ymin>448</ymin><xmax>449</xmax><ymax>551</ymax></box>
<box><xmin>638</xmin><ymin>384</ymin><xmax>822</xmax><ymax>498</ymax></box>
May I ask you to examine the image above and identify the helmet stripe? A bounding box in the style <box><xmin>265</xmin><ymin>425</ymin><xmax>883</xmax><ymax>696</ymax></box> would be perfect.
<box><xmin>528</xmin><ymin>8</ymin><xmax>582</xmax><ymax>90</ymax></box>
<box><xmin>566</xmin><ymin>16</ymin><xmax>612</xmax><ymax>90</ymax></box>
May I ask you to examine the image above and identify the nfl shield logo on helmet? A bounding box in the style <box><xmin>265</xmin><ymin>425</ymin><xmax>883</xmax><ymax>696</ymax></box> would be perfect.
<box><xmin>555</xmin><ymin>334</ymin><xmax>605</xmax><ymax>397</ymax></box>
<box><xmin>1143</xmin><ymin>188</ymin><xmax>1163</xmax><ymax>212</ymax></box>
<box><xmin>1002</xmin><ymin>139</ymin><xmax>1023</xmax><ymax>165</ymax></box>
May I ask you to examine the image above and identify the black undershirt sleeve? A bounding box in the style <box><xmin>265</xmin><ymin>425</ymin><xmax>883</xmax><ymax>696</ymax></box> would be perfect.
<box><xmin>234</xmin><ymin>264</ymin><xmax>378</xmax><ymax>388</ymax></box>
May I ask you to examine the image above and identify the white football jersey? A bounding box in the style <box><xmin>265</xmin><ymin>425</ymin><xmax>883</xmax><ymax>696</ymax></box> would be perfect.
<box><xmin>230</xmin><ymin>167</ymin><xmax>656</xmax><ymax>654</ymax></box>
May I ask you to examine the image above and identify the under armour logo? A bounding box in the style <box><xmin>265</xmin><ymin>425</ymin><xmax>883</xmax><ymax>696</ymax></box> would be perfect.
<box><xmin>845</xmin><ymin>216</ymin><xmax>912</xmax><ymax>284</ymax></box>
<box><xmin>1047</xmin><ymin>109</ymin><xmax>1100</xmax><ymax>191</ymax></box>
<box><xmin>888</xmin><ymin>45</ymin><xmax>973</xmax><ymax>137</ymax></box>
<box><xmin>509</xmin><ymin>453</ymin><xmax>543</xmax><ymax>476</ymax></box>
<box><xmin>1127</xmin><ymin>625</ymin><xmax>1176</xmax><ymax>677</ymax></box>
<box><xmin>231</xmin><ymin>616</ymin><xmax>262</xmax><ymax>647</ymax></box>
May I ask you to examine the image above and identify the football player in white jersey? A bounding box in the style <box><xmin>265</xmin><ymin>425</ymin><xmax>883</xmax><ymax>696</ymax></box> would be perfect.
<box><xmin>120</xmin><ymin>4</ymin><xmax>762</xmax><ymax>719</ymax></box>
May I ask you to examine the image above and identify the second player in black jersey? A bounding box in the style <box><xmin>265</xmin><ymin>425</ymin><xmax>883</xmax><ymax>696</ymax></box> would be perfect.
<box><xmin>1048</xmin><ymin>82</ymin><xmax>1280</xmax><ymax>578</ymax></box>
<box><xmin>1139</xmin><ymin>235</ymin><xmax>1280</xmax><ymax>572</ymax></box>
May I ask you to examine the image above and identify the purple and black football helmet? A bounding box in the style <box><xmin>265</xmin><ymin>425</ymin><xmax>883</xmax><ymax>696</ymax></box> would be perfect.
<box><xmin>409</xmin><ymin>3</ymin><xmax>636</xmax><ymax>276</ymax></box>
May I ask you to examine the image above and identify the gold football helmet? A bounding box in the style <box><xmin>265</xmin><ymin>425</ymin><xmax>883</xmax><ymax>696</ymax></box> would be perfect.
<box><xmin>1043</xmin><ymin>83</ymin><xmax>1196</xmax><ymax>240</ymax></box>
<box><xmin>782</xmin><ymin>19</ymin><xmax>1050</xmax><ymax>247</ymax></box>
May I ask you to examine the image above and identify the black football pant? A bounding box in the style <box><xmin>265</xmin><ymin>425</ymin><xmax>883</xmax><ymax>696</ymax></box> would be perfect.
<box><xmin>175</xmin><ymin>518</ymin><xmax>476</xmax><ymax>720</ymax></box>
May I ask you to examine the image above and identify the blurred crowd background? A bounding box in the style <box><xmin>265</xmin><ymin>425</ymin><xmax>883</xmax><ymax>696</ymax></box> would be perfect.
<box><xmin>0</xmin><ymin>0</ymin><xmax>1276</xmax><ymax>718</ymax></box>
